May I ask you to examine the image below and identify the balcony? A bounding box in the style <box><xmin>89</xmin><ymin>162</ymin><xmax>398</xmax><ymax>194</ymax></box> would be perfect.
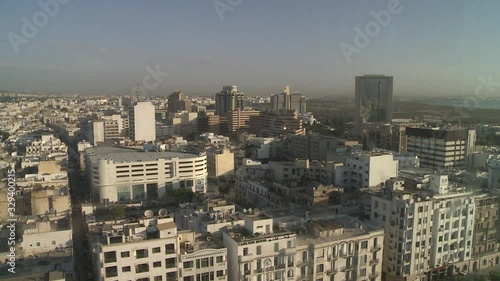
<box><xmin>239</xmin><ymin>254</ymin><xmax>254</xmax><ymax>262</ymax></box>
<box><xmin>328</xmin><ymin>255</ymin><xmax>338</xmax><ymax>261</ymax></box>
<box><xmin>340</xmin><ymin>265</ymin><xmax>354</xmax><ymax>272</ymax></box>
<box><xmin>370</xmin><ymin>258</ymin><xmax>380</xmax><ymax>265</ymax></box>
<box><xmin>369</xmin><ymin>272</ymin><xmax>380</xmax><ymax>279</ymax></box>
<box><xmin>371</xmin><ymin>245</ymin><xmax>382</xmax><ymax>252</ymax></box>
<box><xmin>340</xmin><ymin>251</ymin><xmax>355</xmax><ymax>258</ymax></box>
<box><xmin>327</xmin><ymin>269</ymin><xmax>338</xmax><ymax>275</ymax></box>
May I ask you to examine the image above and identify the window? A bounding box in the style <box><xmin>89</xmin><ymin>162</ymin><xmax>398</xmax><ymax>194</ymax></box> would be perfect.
<box><xmin>122</xmin><ymin>266</ymin><xmax>131</xmax><ymax>272</ymax></box>
<box><xmin>361</xmin><ymin>241</ymin><xmax>368</xmax><ymax>249</ymax></box>
<box><xmin>316</xmin><ymin>264</ymin><xmax>324</xmax><ymax>272</ymax></box>
<box><xmin>153</xmin><ymin>261</ymin><xmax>161</xmax><ymax>268</ymax></box>
<box><xmin>243</xmin><ymin>247</ymin><xmax>249</xmax><ymax>256</ymax></box>
<box><xmin>51</xmin><ymin>241</ymin><xmax>56</xmax><ymax>245</ymax></box>
<box><xmin>199</xmin><ymin>258</ymin><xmax>209</xmax><ymax>268</ymax></box>
<box><xmin>256</xmin><ymin>246</ymin><xmax>262</xmax><ymax>255</ymax></box>
<box><xmin>165</xmin><ymin>258</ymin><xmax>176</xmax><ymax>268</ymax></box>
<box><xmin>274</xmin><ymin>243</ymin><xmax>279</xmax><ymax>252</ymax></box>
<box><xmin>216</xmin><ymin>270</ymin><xmax>224</xmax><ymax>277</ymax></box>
<box><xmin>360</xmin><ymin>268</ymin><xmax>367</xmax><ymax>276</ymax></box>
<box><xmin>216</xmin><ymin>256</ymin><xmax>224</xmax><ymax>263</ymax></box>
<box><xmin>287</xmin><ymin>241</ymin><xmax>293</xmax><ymax>248</ymax></box>
<box><xmin>135</xmin><ymin>263</ymin><xmax>149</xmax><ymax>273</ymax></box>
<box><xmin>154</xmin><ymin>276</ymin><xmax>162</xmax><ymax>281</ymax></box>
<box><xmin>136</xmin><ymin>249</ymin><xmax>148</xmax><ymax>259</ymax></box>
<box><xmin>105</xmin><ymin>266</ymin><xmax>118</xmax><ymax>277</ymax></box>
<box><xmin>36</xmin><ymin>242</ymin><xmax>40</xmax><ymax>247</ymax></box>
<box><xmin>184</xmin><ymin>261</ymin><xmax>194</xmax><ymax>268</ymax></box>
<box><xmin>121</xmin><ymin>251</ymin><xmax>130</xmax><ymax>258</ymax></box>
<box><xmin>165</xmin><ymin>243</ymin><xmax>175</xmax><ymax>254</ymax></box>
<box><xmin>152</xmin><ymin>247</ymin><xmax>161</xmax><ymax>253</ymax></box>
<box><xmin>104</xmin><ymin>251</ymin><xmax>117</xmax><ymax>263</ymax></box>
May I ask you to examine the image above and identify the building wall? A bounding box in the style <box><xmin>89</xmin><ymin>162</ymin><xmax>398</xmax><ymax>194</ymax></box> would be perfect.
<box><xmin>130</xmin><ymin>102</ymin><xmax>156</xmax><ymax>142</ymax></box>
<box><xmin>21</xmin><ymin>229</ymin><xmax>73</xmax><ymax>256</ymax></box>
<box><xmin>87</xmin><ymin>154</ymin><xmax>207</xmax><ymax>203</ymax></box>
<box><xmin>354</xmin><ymin>75</ymin><xmax>393</xmax><ymax>135</ymax></box>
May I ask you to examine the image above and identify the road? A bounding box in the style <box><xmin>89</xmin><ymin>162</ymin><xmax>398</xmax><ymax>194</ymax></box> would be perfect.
<box><xmin>57</xmin><ymin>132</ymin><xmax>93</xmax><ymax>281</ymax></box>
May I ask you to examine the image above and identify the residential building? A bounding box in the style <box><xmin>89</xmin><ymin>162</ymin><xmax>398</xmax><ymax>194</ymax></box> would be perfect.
<box><xmin>335</xmin><ymin>152</ymin><xmax>398</xmax><ymax>189</ymax></box>
<box><xmin>354</xmin><ymin>75</ymin><xmax>394</xmax><ymax>135</ymax></box>
<box><xmin>129</xmin><ymin>102</ymin><xmax>156</xmax><ymax>142</ymax></box>
<box><xmin>207</xmin><ymin>148</ymin><xmax>234</xmax><ymax>178</ymax></box>
<box><xmin>406</xmin><ymin>127</ymin><xmax>476</xmax><ymax>170</ymax></box>
<box><xmin>90</xmin><ymin>215</ymin><xmax>180</xmax><ymax>281</ymax></box>
<box><xmin>371</xmin><ymin>175</ymin><xmax>477</xmax><ymax>281</ymax></box>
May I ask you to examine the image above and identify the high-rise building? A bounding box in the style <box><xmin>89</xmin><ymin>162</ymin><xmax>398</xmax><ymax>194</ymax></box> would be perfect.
<box><xmin>129</xmin><ymin>101</ymin><xmax>156</xmax><ymax>142</ymax></box>
<box><xmin>167</xmin><ymin>91</ymin><xmax>192</xmax><ymax>113</ymax></box>
<box><xmin>215</xmin><ymin>85</ymin><xmax>244</xmax><ymax>116</ymax></box>
<box><xmin>406</xmin><ymin>127</ymin><xmax>476</xmax><ymax>170</ymax></box>
<box><xmin>270</xmin><ymin>85</ymin><xmax>307</xmax><ymax>113</ymax></box>
<box><xmin>354</xmin><ymin>75</ymin><xmax>394</xmax><ymax>135</ymax></box>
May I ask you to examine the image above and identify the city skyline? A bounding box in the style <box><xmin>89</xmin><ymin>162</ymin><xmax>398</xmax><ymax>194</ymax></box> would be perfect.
<box><xmin>1</xmin><ymin>0</ymin><xmax>500</xmax><ymax>97</ymax></box>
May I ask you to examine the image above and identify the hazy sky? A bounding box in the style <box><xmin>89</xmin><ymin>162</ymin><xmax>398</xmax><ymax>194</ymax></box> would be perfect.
<box><xmin>0</xmin><ymin>0</ymin><xmax>499</xmax><ymax>97</ymax></box>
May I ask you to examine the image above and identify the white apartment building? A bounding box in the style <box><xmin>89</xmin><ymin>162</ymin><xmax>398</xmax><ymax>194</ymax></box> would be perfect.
<box><xmin>178</xmin><ymin>231</ymin><xmax>228</xmax><ymax>281</ymax></box>
<box><xmin>90</xmin><ymin>214</ymin><xmax>228</xmax><ymax>281</ymax></box>
<box><xmin>85</xmin><ymin>147</ymin><xmax>207</xmax><ymax>203</ymax></box>
<box><xmin>222</xmin><ymin>212</ymin><xmax>384</xmax><ymax>281</ymax></box>
<box><xmin>24</xmin><ymin>133</ymin><xmax>67</xmax><ymax>157</ymax></box>
<box><xmin>222</xmin><ymin>213</ymin><xmax>297</xmax><ymax>281</ymax></box>
<box><xmin>19</xmin><ymin>215</ymin><xmax>73</xmax><ymax>257</ymax></box>
<box><xmin>129</xmin><ymin>102</ymin><xmax>156</xmax><ymax>142</ymax></box>
<box><xmin>371</xmin><ymin>175</ymin><xmax>476</xmax><ymax>281</ymax></box>
<box><xmin>335</xmin><ymin>152</ymin><xmax>398</xmax><ymax>189</ymax></box>
<box><xmin>91</xmin><ymin>216</ymin><xmax>179</xmax><ymax>281</ymax></box>
<box><xmin>297</xmin><ymin>216</ymin><xmax>384</xmax><ymax>281</ymax></box>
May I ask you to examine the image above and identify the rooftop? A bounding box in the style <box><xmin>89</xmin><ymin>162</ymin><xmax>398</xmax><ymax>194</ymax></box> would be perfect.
<box><xmin>86</xmin><ymin>146</ymin><xmax>204</xmax><ymax>163</ymax></box>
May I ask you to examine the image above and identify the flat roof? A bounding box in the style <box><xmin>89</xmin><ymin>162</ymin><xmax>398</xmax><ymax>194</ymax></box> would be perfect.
<box><xmin>86</xmin><ymin>146</ymin><xmax>203</xmax><ymax>163</ymax></box>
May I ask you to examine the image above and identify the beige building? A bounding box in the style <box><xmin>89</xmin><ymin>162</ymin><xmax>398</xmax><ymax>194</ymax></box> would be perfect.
<box><xmin>207</xmin><ymin>148</ymin><xmax>234</xmax><ymax>178</ymax></box>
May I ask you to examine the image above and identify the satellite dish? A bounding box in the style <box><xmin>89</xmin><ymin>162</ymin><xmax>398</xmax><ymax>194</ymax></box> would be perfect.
<box><xmin>243</xmin><ymin>209</ymin><xmax>247</xmax><ymax>213</ymax></box>
<box><xmin>248</xmin><ymin>208</ymin><xmax>253</xmax><ymax>214</ymax></box>
<box><xmin>158</xmin><ymin>208</ymin><xmax>168</xmax><ymax>217</ymax></box>
<box><xmin>144</xmin><ymin>210</ymin><xmax>154</xmax><ymax>218</ymax></box>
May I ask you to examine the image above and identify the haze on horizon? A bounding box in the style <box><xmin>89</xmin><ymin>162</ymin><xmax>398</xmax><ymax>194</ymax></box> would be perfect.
<box><xmin>0</xmin><ymin>0</ymin><xmax>499</xmax><ymax>97</ymax></box>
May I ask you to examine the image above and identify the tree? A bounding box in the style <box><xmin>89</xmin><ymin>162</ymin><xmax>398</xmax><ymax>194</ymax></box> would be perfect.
<box><xmin>163</xmin><ymin>188</ymin><xmax>195</xmax><ymax>204</ymax></box>
<box><xmin>110</xmin><ymin>205</ymin><xmax>126</xmax><ymax>219</ymax></box>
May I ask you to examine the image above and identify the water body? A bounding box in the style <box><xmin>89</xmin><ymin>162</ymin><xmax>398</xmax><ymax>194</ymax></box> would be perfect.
<box><xmin>422</xmin><ymin>99</ymin><xmax>500</xmax><ymax>110</ymax></box>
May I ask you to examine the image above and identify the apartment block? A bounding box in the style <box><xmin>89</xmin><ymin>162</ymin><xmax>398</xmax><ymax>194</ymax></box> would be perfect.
<box><xmin>335</xmin><ymin>152</ymin><xmax>398</xmax><ymax>190</ymax></box>
<box><xmin>406</xmin><ymin>127</ymin><xmax>476</xmax><ymax>170</ymax></box>
<box><xmin>371</xmin><ymin>175</ymin><xmax>477</xmax><ymax>281</ymax></box>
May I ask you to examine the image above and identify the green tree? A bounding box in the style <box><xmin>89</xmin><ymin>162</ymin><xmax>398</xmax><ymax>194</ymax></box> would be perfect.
<box><xmin>110</xmin><ymin>205</ymin><xmax>126</xmax><ymax>219</ymax></box>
